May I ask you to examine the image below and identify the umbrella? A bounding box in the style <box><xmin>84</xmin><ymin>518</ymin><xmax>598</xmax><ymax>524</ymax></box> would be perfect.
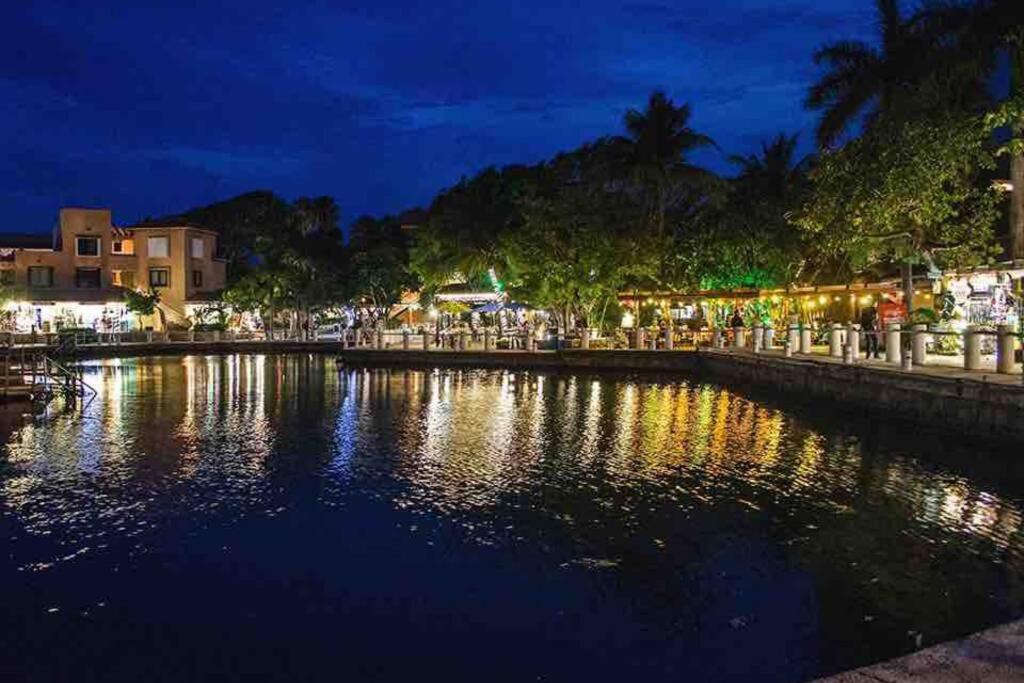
<box><xmin>472</xmin><ymin>301</ymin><xmax>530</xmax><ymax>314</ymax></box>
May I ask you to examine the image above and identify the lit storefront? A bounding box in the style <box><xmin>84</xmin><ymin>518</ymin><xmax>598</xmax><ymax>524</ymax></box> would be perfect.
<box><xmin>2</xmin><ymin>300</ymin><xmax>132</xmax><ymax>333</ymax></box>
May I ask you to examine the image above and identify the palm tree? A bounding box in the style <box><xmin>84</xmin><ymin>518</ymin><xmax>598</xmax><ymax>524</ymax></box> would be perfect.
<box><xmin>730</xmin><ymin>133</ymin><xmax>810</xmax><ymax>198</ymax></box>
<box><xmin>618</xmin><ymin>91</ymin><xmax>715</xmax><ymax>280</ymax></box>
<box><xmin>727</xmin><ymin>133</ymin><xmax>812</xmax><ymax>284</ymax></box>
<box><xmin>805</xmin><ymin>0</ymin><xmax>927</xmax><ymax>148</ymax></box>
<box><xmin>919</xmin><ymin>0</ymin><xmax>1024</xmax><ymax>259</ymax></box>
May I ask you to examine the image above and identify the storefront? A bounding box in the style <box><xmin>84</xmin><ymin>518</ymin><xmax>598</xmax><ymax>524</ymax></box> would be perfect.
<box><xmin>2</xmin><ymin>300</ymin><xmax>132</xmax><ymax>333</ymax></box>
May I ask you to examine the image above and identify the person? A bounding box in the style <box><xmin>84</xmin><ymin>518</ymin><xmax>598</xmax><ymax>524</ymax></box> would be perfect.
<box><xmin>730</xmin><ymin>308</ymin><xmax>745</xmax><ymax>329</ymax></box>
<box><xmin>860</xmin><ymin>305</ymin><xmax>880</xmax><ymax>359</ymax></box>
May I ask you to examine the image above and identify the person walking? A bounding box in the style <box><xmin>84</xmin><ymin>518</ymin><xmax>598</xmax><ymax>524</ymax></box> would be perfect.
<box><xmin>730</xmin><ymin>308</ymin><xmax>745</xmax><ymax>329</ymax></box>
<box><xmin>859</xmin><ymin>305</ymin><xmax>880</xmax><ymax>359</ymax></box>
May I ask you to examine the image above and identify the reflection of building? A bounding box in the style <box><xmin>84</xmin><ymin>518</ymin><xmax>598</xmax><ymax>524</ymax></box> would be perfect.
<box><xmin>0</xmin><ymin>208</ymin><xmax>226</xmax><ymax>332</ymax></box>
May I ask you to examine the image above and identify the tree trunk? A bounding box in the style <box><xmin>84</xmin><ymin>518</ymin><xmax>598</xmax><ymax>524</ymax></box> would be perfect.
<box><xmin>1011</xmin><ymin>152</ymin><xmax>1024</xmax><ymax>261</ymax></box>
<box><xmin>902</xmin><ymin>260</ymin><xmax>914</xmax><ymax>318</ymax></box>
<box><xmin>1011</xmin><ymin>43</ymin><xmax>1024</xmax><ymax>261</ymax></box>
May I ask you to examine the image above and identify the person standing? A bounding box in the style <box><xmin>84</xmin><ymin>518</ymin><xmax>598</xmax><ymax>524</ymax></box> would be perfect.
<box><xmin>859</xmin><ymin>305</ymin><xmax>880</xmax><ymax>359</ymax></box>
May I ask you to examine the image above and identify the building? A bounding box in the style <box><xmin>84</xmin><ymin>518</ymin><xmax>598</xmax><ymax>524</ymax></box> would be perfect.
<box><xmin>0</xmin><ymin>208</ymin><xmax>226</xmax><ymax>332</ymax></box>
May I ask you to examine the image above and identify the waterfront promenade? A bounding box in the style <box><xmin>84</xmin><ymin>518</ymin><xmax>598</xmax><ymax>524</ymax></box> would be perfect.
<box><xmin>815</xmin><ymin>619</ymin><xmax>1024</xmax><ymax>682</ymax></box>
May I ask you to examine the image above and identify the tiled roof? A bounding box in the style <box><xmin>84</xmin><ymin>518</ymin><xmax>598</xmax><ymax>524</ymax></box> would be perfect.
<box><xmin>0</xmin><ymin>233</ymin><xmax>52</xmax><ymax>249</ymax></box>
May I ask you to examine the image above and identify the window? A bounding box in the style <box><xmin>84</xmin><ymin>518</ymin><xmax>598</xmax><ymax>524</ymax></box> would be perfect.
<box><xmin>112</xmin><ymin>270</ymin><xmax>135</xmax><ymax>289</ymax></box>
<box><xmin>147</xmin><ymin>236</ymin><xmax>169</xmax><ymax>258</ymax></box>
<box><xmin>149</xmin><ymin>268</ymin><xmax>169</xmax><ymax>287</ymax></box>
<box><xmin>75</xmin><ymin>268</ymin><xmax>101</xmax><ymax>288</ymax></box>
<box><xmin>192</xmin><ymin>269</ymin><xmax>203</xmax><ymax>287</ymax></box>
<box><xmin>190</xmin><ymin>237</ymin><xmax>204</xmax><ymax>258</ymax></box>
<box><xmin>112</xmin><ymin>238</ymin><xmax>135</xmax><ymax>255</ymax></box>
<box><xmin>28</xmin><ymin>266</ymin><xmax>53</xmax><ymax>288</ymax></box>
<box><xmin>76</xmin><ymin>236</ymin><xmax>100</xmax><ymax>256</ymax></box>
<box><xmin>0</xmin><ymin>270</ymin><xmax>14</xmax><ymax>285</ymax></box>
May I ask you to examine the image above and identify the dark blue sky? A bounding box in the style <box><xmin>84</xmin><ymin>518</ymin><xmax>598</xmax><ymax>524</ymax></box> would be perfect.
<box><xmin>2</xmin><ymin>0</ymin><xmax>874</xmax><ymax>231</ymax></box>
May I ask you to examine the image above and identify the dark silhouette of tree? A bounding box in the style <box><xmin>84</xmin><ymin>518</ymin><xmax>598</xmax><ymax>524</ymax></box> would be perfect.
<box><xmin>617</xmin><ymin>91</ymin><xmax>715</xmax><ymax>282</ymax></box>
<box><xmin>805</xmin><ymin>0</ymin><xmax>927</xmax><ymax>148</ymax></box>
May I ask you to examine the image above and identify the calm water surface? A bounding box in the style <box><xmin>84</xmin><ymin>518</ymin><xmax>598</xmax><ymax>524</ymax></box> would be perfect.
<box><xmin>2</xmin><ymin>355</ymin><xmax>1024</xmax><ymax>682</ymax></box>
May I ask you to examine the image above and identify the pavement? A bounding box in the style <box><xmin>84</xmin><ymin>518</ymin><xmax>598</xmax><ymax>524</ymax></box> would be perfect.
<box><xmin>708</xmin><ymin>346</ymin><xmax>1024</xmax><ymax>388</ymax></box>
<box><xmin>813</xmin><ymin>620</ymin><xmax>1024</xmax><ymax>682</ymax></box>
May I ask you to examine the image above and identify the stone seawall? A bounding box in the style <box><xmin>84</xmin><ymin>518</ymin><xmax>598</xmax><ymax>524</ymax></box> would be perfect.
<box><xmin>336</xmin><ymin>348</ymin><xmax>1024</xmax><ymax>441</ymax></box>
<box><xmin>72</xmin><ymin>340</ymin><xmax>346</xmax><ymax>359</ymax></box>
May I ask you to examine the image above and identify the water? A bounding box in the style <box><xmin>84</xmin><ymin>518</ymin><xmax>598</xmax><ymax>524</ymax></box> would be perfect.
<box><xmin>2</xmin><ymin>355</ymin><xmax>1024</xmax><ymax>682</ymax></box>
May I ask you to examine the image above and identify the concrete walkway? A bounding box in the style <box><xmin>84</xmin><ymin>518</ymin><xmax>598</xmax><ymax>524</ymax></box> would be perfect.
<box><xmin>709</xmin><ymin>346</ymin><xmax>1024</xmax><ymax>388</ymax></box>
<box><xmin>814</xmin><ymin>620</ymin><xmax>1024</xmax><ymax>682</ymax></box>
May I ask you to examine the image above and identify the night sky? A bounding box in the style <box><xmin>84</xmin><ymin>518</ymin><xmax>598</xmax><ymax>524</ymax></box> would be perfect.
<box><xmin>2</xmin><ymin>0</ymin><xmax>874</xmax><ymax>232</ymax></box>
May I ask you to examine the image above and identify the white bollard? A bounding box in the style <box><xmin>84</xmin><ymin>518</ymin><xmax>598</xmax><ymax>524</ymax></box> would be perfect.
<box><xmin>912</xmin><ymin>324</ymin><xmax>928</xmax><ymax>366</ymax></box>
<box><xmin>829</xmin><ymin>323</ymin><xmax>843</xmax><ymax>357</ymax></box>
<box><xmin>784</xmin><ymin>338</ymin><xmax>793</xmax><ymax>357</ymax></box>
<box><xmin>580</xmin><ymin>327</ymin><xmax>590</xmax><ymax>350</ymax></box>
<box><xmin>752</xmin><ymin>324</ymin><xmax>763</xmax><ymax>353</ymax></box>
<box><xmin>423</xmin><ymin>330</ymin><xmax>431</xmax><ymax>351</ymax></box>
<box><xmin>799</xmin><ymin>326</ymin><xmax>812</xmax><ymax>354</ymax></box>
<box><xmin>402</xmin><ymin>330</ymin><xmax>410</xmax><ymax>350</ymax></box>
<box><xmin>901</xmin><ymin>347</ymin><xmax>913</xmax><ymax>371</ymax></box>
<box><xmin>886</xmin><ymin>323</ymin><xmax>902</xmax><ymax>365</ymax></box>
<box><xmin>663</xmin><ymin>326</ymin><xmax>673</xmax><ymax>351</ymax></box>
<box><xmin>648</xmin><ymin>333</ymin><xmax>657</xmax><ymax>351</ymax></box>
<box><xmin>733</xmin><ymin>327</ymin><xmax>746</xmax><ymax>349</ymax></box>
<box><xmin>964</xmin><ymin>325</ymin><xmax>982</xmax><ymax>370</ymax></box>
<box><xmin>787</xmin><ymin>321</ymin><xmax>800</xmax><ymax>355</ymax></box>
<box><xmin>846</xmin><ymin>323</ymin><xmax>860</xmax><ymax>361</ymax></box>
<box><xmin>763</xmin><ymin>326</ymin><xmax>775</xmax><ymax>351</ymax></box>
<box><xmin>997</xmin><ymin>325</ymin><xmax>1016</xmax><ymax>374</ymax></box>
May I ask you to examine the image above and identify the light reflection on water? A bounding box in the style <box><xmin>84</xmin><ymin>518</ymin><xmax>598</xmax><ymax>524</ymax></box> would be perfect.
<box><xmin>2</xmin><ymin>354</ymin><xmax>1024</xmax><ymax>681</ymax></box>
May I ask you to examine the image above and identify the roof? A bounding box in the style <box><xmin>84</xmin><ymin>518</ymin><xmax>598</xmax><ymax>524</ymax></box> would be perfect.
<box><xmin>126</xmin><ymin>217</ymin><xmax>218</xmax><ymax>233</ymax></box>
<box><xmin>0</xmin><ymin>232</ymin><xmax>53</xmax><ymax>249</ymax></box>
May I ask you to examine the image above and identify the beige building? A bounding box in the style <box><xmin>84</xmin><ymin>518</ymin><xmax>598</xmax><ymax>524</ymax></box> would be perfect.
<box><xmin>0</xmin><ymin>208</ymin><xmax>226</xmax><ymax>332</ymax></box>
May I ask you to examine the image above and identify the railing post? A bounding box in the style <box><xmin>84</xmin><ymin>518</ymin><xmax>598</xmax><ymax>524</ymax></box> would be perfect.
<box><xmin>829</xmin><ymin>323</ymin><xmax>844</xmax><ymax>357</ymax></box>
<box><xmin>787</xmin><ymin>318</ymin><xmax>800</xmax><ymax>355</ymax></box>
<box><xmin>752</xmin><ymin>324</ymin><xmax>763</xmax><ymax>353</ymax></box>
<box><xmin>484</xmin><ymin>328</ymin><xmax>493</xmax><ymax>351</ymax></box>
<box><xmin>845</xmin><ymin>323</ymin><xmax>860</xmax><ymax>363</ymax></box>
<box><xmin>711</xmin><ymin>328</ymin><xmax>722</xmax><ymax>349</ymax></box>
<box><xmin>402</xmin><ymin>329</ymin><xmax>410</xmax><ymax>350</ymax></box>
<box><xmin>996</xmin><ymin>325</ymin><xmax>1016</xmax><ymax>374</ymax></box>
<box><xmin>912</xmin><ymin>324</ymin><xmax>928</xmax><ymax>367</ymax></box>
<box><xmin>763</xmin><ymin>325</ymin><xmax>774</xmax><ymax>351</ymax></box>
<box><xmin>636</xmin><ymin>327</ymin><xmax>646</xmax><ymax>350</ymax></box>
<box><xmin>885</xmin><ymin>323</ymin><xmax>901</xmax><ymax>364</ymax></box>
<box><xmin>580</xmin><ymin>327</ymin><xmax>590</xmax><ymax>350</ymax></box>
<box><xmin>799</xmin><ymin>324</ymin><xmax>812</xmax><ymax>354</ymax></box>
<box><xmin>458</xmin><ymin>330</ymin><xmax>467</xmax><ymax>351</ymax></box>
<box><xmin>376</xmin><ymin>328</ymin><xmax>384</xmax><ymax>349</ymax></box>
<box><xmin>733</xmin><ymin>326</ymin><xmax>745</xmax><ymax>350</ymax></box>
<box><xmin>964</xmin><ymin>325</ymin><xmax>982</xmax><ymax>371</ymax></box>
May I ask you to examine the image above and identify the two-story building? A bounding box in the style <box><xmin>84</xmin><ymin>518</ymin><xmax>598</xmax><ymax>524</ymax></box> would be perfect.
<box><xmin>0</xmin><ymin>208</ymin><xmax>226</xmax><ymax>332</ymax></box>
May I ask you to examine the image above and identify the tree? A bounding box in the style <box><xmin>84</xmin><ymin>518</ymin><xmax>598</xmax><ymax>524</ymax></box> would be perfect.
<box><xmin>123</xmin><ymin>288</ymin><xmax>165</xmax><ymax>331</ymax></box>
<box><xmin>805</xmin><ymin>0</ymin><xmax>931</xmax><ymax>148</ymax></box>
<box><xmin>503</xmin><ymin>142</ymin><xmax>638</xmax><ymax>331</ymax></box>
<box><xmin>919</xmin><ymin>0</ymin><xmax>1024</xmax><ymax>259</ymax></box>
<box><xmin>347</xmin><ymin>216</ymin><xmax>419</xmax><ymax>327</ymax></box>
<box><xmin>705</xmin><ymin>133</ymin><xmax>812</xmax><ymax>288</ymax></box>
<box><xmin>795</xmin><ymin>110</ymin><xmax>1003</xmax><ymax>308</ymax></box>
<box><xmin>617</xmin><ymin>91</ymin><xmax>715</xmax><ymax>282</ymax></box>
<box><xmin>410</xmin><ymin>166</ymin><xmax>536</xmax><ymax>292</ymax></box>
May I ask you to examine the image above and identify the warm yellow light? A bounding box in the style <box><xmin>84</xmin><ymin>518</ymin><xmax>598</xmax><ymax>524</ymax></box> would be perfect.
<box><xmin>818</xmin><ymin>295</ymin><xmax>828</xmax><ymax>304</ymax></box>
